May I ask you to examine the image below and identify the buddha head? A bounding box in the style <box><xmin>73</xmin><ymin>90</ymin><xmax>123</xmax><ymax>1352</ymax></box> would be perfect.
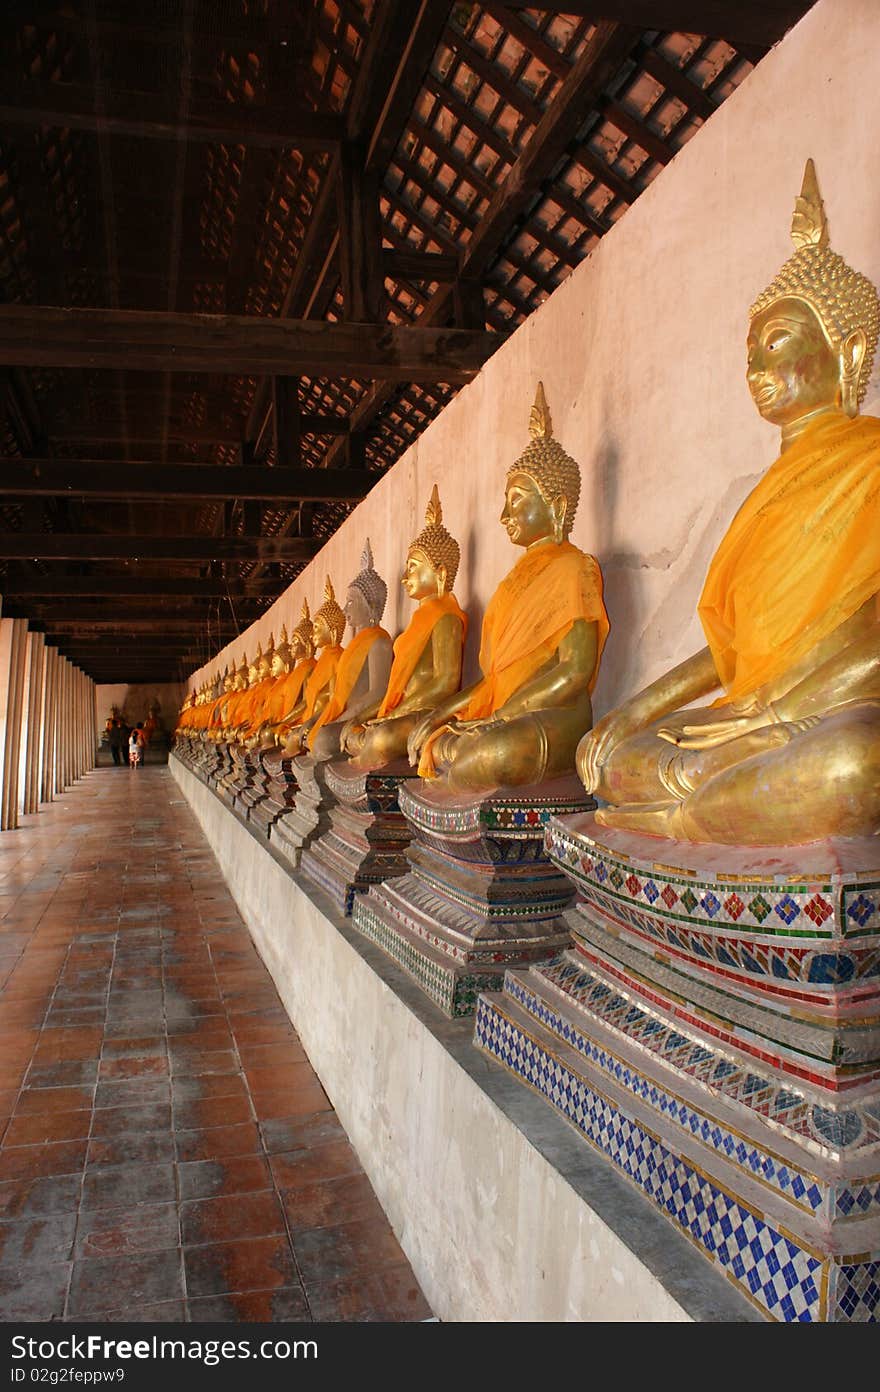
<box><xmin>748</xmin><ymin>160</ymin><xmax>879</xmax><ymax>428</ymax></box>
<box><xmin>291</xmin><ymin>599</ymin><xmax>316</xmax><ymax>661</ymax></box>
<box><xmin>403</xmin><ymin>485</ymin><xmax>460</xmax><ymax>601</ymax></box>
<box><xmin>247</xmin><ymin>644</ymin><xmax>263</xmax><ymax>687</ymax></box>
<box><xmin>257</xmin><ymin>635</ymin><xmax>274</xmax><ymax>681</ymax></box>
<box><xmin>271</xmin><ymin>626</ymin><xmax>293</xmax><ymax>677</ymax></box>
<box><xmin>501</xmin><ymin>383</ymin><xmax>580</xmax><ymax>548</ymax></box>
<box><xmin>345</xmin><ymin>539</ymin><xmax>387</xmax><ymax>633</ymax></box>
<box><xmin>222</xmin><ymin>665</ymin><xmax>234</xmax><ymax>694</ymax></box>
<box><xmin>233</xmin><ymin>652</ymin><xmax>249</xmax><ymax>691</ymax></box>
<box><xmin>312</xmin><ymin>577</ymin><xmax>346</xmax><ymax>651</ymax></box>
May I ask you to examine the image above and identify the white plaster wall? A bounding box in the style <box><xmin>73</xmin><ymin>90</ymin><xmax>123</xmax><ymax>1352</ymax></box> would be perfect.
<box><xmin>171</xmin><ymin>756</ymin><xmax>696</xmax><ymax>1322</ymax></box>
<box><xmin>96</xmin><ymin>682</ymin><xmax>184</xmax><ymax>738</ymax></box>
<box><xmin>187</xmin><ymin>0</ymin><xmax>880</xmax><ymax>716</ymax></box>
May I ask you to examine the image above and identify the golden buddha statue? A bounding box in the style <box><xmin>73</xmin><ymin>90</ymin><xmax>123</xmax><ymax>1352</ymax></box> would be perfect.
<box><xmin>343</xmin><ymin>486</ymin><xmax>466</xmax><ymax>768</ymax></box>
<box><xmin>281</xmin><ymin>579</ymin><xmax>346</xmax><ymax>754</ymax></box>
<box><xmin>408</xmin><ymin>384</ymin><xmax>609</xmax><ymax>792</ymax></box>
<box><xmin>578</xmin><ymin>161</ymin><xmax>880</xmax><ymax>845</ymax></box>
<box><xmin>305</xmin><ymin>540</ymin><xmax>392</xmax><ymax>761</ymax></box>
<box><xmin>271</xmin><ymin>602</ymin><xmax>319</xmax><ymax>745</ymax></box>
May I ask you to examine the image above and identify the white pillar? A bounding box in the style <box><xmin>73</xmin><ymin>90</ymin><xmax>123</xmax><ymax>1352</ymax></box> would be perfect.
<box><xmin>21</xmin><ymin>630</ymin><xmax>45</xmax><ymax>816</ymax></box>
<box><xmin>0</xmin><ymin>618</ymin><xmax>29</xmax><ymax>831</ymax></box>
<box><xmin>40</xmin><ymin>646</ymin><xmax>57</xmax><ymax>804</ymax></box>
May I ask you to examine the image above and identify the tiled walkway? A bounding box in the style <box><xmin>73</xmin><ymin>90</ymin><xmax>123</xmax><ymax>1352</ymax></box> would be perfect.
<box><xmin>0</xmin><ymin>765</ymin><xmax>431</xmax><ymax>1322</ymax></box>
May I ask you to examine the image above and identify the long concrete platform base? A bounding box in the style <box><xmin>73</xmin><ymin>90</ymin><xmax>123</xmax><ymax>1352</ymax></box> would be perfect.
<box><xmin>170</xmin><ymin>753</ymin><xmax>758</xmax><ymax>1323</ymax></box>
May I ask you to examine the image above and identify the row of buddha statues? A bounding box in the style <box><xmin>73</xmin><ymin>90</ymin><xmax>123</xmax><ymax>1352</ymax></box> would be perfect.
<box><xmin>176</xmin><ymin>160</ymin><xmax>880</xmax><ymax>851</ymax></box>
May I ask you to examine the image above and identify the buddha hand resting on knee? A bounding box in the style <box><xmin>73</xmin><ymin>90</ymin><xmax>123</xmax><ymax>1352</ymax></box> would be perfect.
<box><xmin>407</xmin><ymin>384</ymin><xmax>609</xmax><ymax>793</ymax></box>
<box><xmin>342</xmin><ymin>485</ymin><xmax>466</xmax><ymax>769</ymax></box>
<box><xmin>577</xmin><ymin>160</ymin><xmax>880</xmax><ymax>845</ymax></box>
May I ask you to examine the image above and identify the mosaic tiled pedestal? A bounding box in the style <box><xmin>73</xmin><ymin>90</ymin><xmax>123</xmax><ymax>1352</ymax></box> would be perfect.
<box><xmin>270</xmin><ymin>755</ymin><xmax>333</xmax><ymax>870</ymax></box>
<box><xmin>249</xmin><ymin>749</ymin><xmax>301</xmax><ymax>839</ymax></box>
<box><xmin>476</xmin><ymin>814</ymin><xmax>880</xmax><ymax>1322</ymax></box>
<box><xmin>300</xmin><ymin>758</ymin><xmax>417</xmax><ymax>916</ymax></box>
<box><xmin>352</xmin><ymin>777</ymin><xmax>592</xmax><ymax>1017</ymax></box>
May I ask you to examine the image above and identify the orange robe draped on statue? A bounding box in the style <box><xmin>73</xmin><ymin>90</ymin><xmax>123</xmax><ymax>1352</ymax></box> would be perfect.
<box><xmin>699</xmin><ymin>411</ymin><xmax>880</xmax><ymax>703</ymax></box>
<box><xmin>377</xmin><ymin>594</ymin><xmax>467</xmax><ymax>718</ymax></box>
<box><xmin>307</xmin><ymin>626</ymin><xmax>389</xmax><ymax>750</ymax></box>
<box><xmin>419</xmin><ymin>540</ymin><xmax>609</xmax><ymax>777</ymax></box>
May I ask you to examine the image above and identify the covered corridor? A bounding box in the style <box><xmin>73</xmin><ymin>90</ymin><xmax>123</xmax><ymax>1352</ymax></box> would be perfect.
<box><xmin>0</xmin><ymin>763</ymin><xmax>430</xmax><ymax>1323</ymax></box>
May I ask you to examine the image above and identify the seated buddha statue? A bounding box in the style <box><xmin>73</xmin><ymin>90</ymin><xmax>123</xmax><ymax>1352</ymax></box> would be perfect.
<box><xmin>215</xmin><ymin>651</ymin><xmax>250</xmax><ymax>740</ymax></box>
<box><xmin>305</xmin><ymin>540</ymin><xmax>392</xmax><ymax>761</ymax></box>
<box><xmin>230</xmin><ymin>636</ymin><xmax>276</xmax><ymax>746</ymax></box>
<box><xmin>578</xmin><ymin>161</ymin><xmax>880</xmax><ymax>845</ymax></box>
<box><xmin>342</xmin><ymin>486</ymin><xmax>466</xmax><ymax>768</ymax></box>
<box><xmin>408</xmin><ymin>384</ymin><xmax>609</xmax><ymax>792</ymax></box>
<box><xmin>281</xmin><ymin>579</ymin><xmax>346</xmax><ymax>755</ymax></box>
<box><xmin>268</xmin><ymin>603</ymin><xmax>318</xmax><ymax>746</ymax></box>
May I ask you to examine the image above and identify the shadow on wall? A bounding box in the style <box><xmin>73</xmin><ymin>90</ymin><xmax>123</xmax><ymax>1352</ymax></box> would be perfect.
<box><xmin>460</xmin><ymin>518</ymin><xmax>485</xmax><ymax>688</ymax></box>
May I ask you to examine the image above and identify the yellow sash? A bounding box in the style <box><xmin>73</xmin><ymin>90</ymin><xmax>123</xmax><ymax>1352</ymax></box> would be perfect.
<box><xmin>699</xmin><ymin>411</ymin><xmax>880</xmax><ymax>701</ymax></box>
<box><xmin>307</xmin><ymin>627</ymin><xmax>389</xmax><ymax>750</ymax></box>
<box><xmin>377</xmin><ymin>594</ymin><xmax>467</xmax><ymax>717</ymax></box>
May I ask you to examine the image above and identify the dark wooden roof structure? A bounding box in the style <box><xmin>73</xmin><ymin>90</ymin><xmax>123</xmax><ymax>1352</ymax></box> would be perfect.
<box><xmin>0</xmin><ymin>1</ymin><xmax>816</xmax><ymax>683</ymax></box>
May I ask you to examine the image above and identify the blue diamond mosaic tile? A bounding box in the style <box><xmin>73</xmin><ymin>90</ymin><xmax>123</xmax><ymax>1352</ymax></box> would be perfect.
<box><xmin>503</xmin><ymin>972</ymin><xmax>825</xmax><ymax>1215</ymax></box>
<box><xmin>475</xmin><ymin>996</ymin><xmax>827</xmax><ymax>1321</ymax></box>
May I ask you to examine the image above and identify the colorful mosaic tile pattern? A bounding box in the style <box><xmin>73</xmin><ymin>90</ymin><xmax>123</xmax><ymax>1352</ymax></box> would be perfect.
<box><xmin>475</xmin><ymin>995</ymin><xmax>880</xmax><ymax>1321</ymax></box>
<box><xmin>532</xmin><ymin>954</ymin><xmax>880</xmax><ymax>1168</ymax></box>
<box><xmin>546</xmin><ymin>820</ymin><xmax>880</xmax><ymax>942</ymax></box>
<box><xmin>506</xmin><ymin>968</ymin><xmax>828</xmax><ymax>1215</ymax></box>
<box><xmin>352</xmin><ymin>898</ymin><xmax>488</xmax><ymax>1016</ymax></box>
<box><xmin>401</xmin><ymin>783</ymin><xmax>591</xmax><ymax>840</ymax></box>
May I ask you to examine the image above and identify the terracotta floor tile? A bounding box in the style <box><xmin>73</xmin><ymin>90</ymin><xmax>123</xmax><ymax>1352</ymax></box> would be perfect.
<box><xmin>0</xmin><ymin>768</ymin><xmax>430</xmax><ymax>1323</ymax></box>
<box><xmin>188</xmin><ymin>1287</ymin><xmax>311</xmax><ymax>1322</ymax></box>
<box><xmin>245</xmin><ymin>1062</ymin><xmax>321</xmax><ymax>1094</ymax></box>
<box><xmin>75</xmin><ymin>1203</ymin><xmax>179</xmax><ymax>1258</ymax></box>
<box><xmin>0</xmin><ymin>1139</ymin><xmax>87</xmax><ymax>1181</ymax></box>
<box><xmin>177</xmin><ymin>1155</ymin><xmax>273</xmax><ymax>1202</ymax></box>
<box><xmin>306</xmin><ymin>1264</ymin><xmax>432</xmax><ymax>1322</ymax></box>
<box><xmin>280</xmin><ymin>1173</ymin><xmax>385</xmax><ymax>1233</ymax></box>
<box><xmin>0</xmin><ymin>1173</ymin><xmax>83</xmax><ymax>1219</ymax></box>
<box><xmin>294</xmin><ymin>1214</ymin><xmax>408</xmax><ymax>1286</ymax></box>
<box><xmin>260</xmin><ymin>1111</ymin><xmax>346</xmax><ymax>1155</ymax></box>
<box><xmin>183</xmin><ymin>1235</ymin><xmax>296</xmax><ymax>1298</ymax></box>
<box><xmin>181</xmin><ymin>1189</ymin><xmax>285</xmax><ymax>1246</ymax></box>
<box><xmin>5</xmin><ymin>1109</ymin><xmax>93</xmax><ymax>1146</ymax></box>
<box><xmin>81</xmin><ymin>1162</ymin><xmax>177</xmax><ymax>1212</ymax></box>
<box><xmin>87</xmin><ymin>1133</ymin><xmax>175</xmax><ymax>1167</ymax></box>
<box><xmin>89</xmin><ymin>1102</ymin><xmax>172</xmax><ymax>1138</ymax></box>
<box><xmin>15</xmin><ymin>1085</ymin><xmax>94</xmax><ymax>1115</ymax></box>
<box><xmin>0</xmin><ymin>1212</ymin><xmax>77</xmax><ymax>1267</ymax></box>
<box><xmin>175</xmin><ymin>1121</ymin><xmax>262</xmax><ymax>1163</ymax></box>
<box><xmin>171</xmin><ymin>1074</ymin><xmax>249</xmax><ymax>1106</ymax></box>
<box><xmin>251</xmin><ymin>1083</ymin><xmax>333</xmax><ymax>1120</ymax></box>
<box><xmin>68</xmin><ymin>1250</ymin><xmax>184</xmax><ymax>1317</ymax></box>
<box><xmin>0</xmin><ymin>1262</ymin><xmax>70</xmax><ymax>1319</ymax></box>
<box><xmin>268</xmin><ymin>1138</ymin><xmax>362</xmax><ymax>1191</ymax></box>
<box><xmin>173</xmin><ymin>1094</ymin><xmax>253</xmax><ymax>1131</ymax></box>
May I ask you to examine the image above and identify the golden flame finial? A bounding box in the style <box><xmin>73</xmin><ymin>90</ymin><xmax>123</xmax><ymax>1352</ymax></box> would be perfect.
<box><xmin>791</xmin><ymin>158</ymin><xmax>828</xmax><ymax>251</ymax></box>
<box><xmin>529</xmin><ymin>381</ymin><xmax>552</xmax><ymax>441</ymax></box>
<box><xmin>425</xmin><ymin>483</ymin><xmax>442</xmax><ymax>528</ymax></box>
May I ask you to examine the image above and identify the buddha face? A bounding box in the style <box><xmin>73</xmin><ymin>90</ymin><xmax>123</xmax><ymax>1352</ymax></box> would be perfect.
<box><xmin>270</xmin><ymin>649</ymin><xmax>287</xmax><ymax>678</ymax></box>
<box><xmin>312</xmin><ymin>614</ymin><xmax>332</xmax><ymax>650</ymax></box>
<box><xmin>746</xmin><ymin>296</ymin><xmax>841</xmax><ymax>428</ymax></box>
<box><xmin>344</xmin><ymin>584</ymin><xmax>372</xmax><ymax>633</ymax></box>
<box><xmin>500</xmin><ymin>470</ymin><xmax>558</xmax><ymax>548</ymax></box>
<box><xmin>402</xmin><ymin>549</ymin><xmax>443</xmax><ymax>601</ymax></box>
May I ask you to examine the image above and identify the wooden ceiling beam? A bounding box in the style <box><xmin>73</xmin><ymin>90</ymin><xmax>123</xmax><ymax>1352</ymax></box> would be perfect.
<box><xmin>0</xmin><ymin>460</ymin><xmax>369</xmax><ymax>503</ymax></box>
<box><xmin>0</xmin><ymin>79</ymin><xmax>344</xmax><ymax>149</ymax></box>
<box><xmin>0</xmin><ymin>575</ymin><xmax>278</xmax><ymax>598</ymax></box>
<box><xmin>0</xmin><ymin>307</ymin><xmax>502</xmax><ymax>383</ymax></box>
<box><xmin>497</xmin><ymin>1</ymin><xmax>806</xmax><ymax>47</ymax></box>
<box><xmin>0</xmin><ymin>535</ymin><xmax>321</xmax><ymax>562</ymax></box>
